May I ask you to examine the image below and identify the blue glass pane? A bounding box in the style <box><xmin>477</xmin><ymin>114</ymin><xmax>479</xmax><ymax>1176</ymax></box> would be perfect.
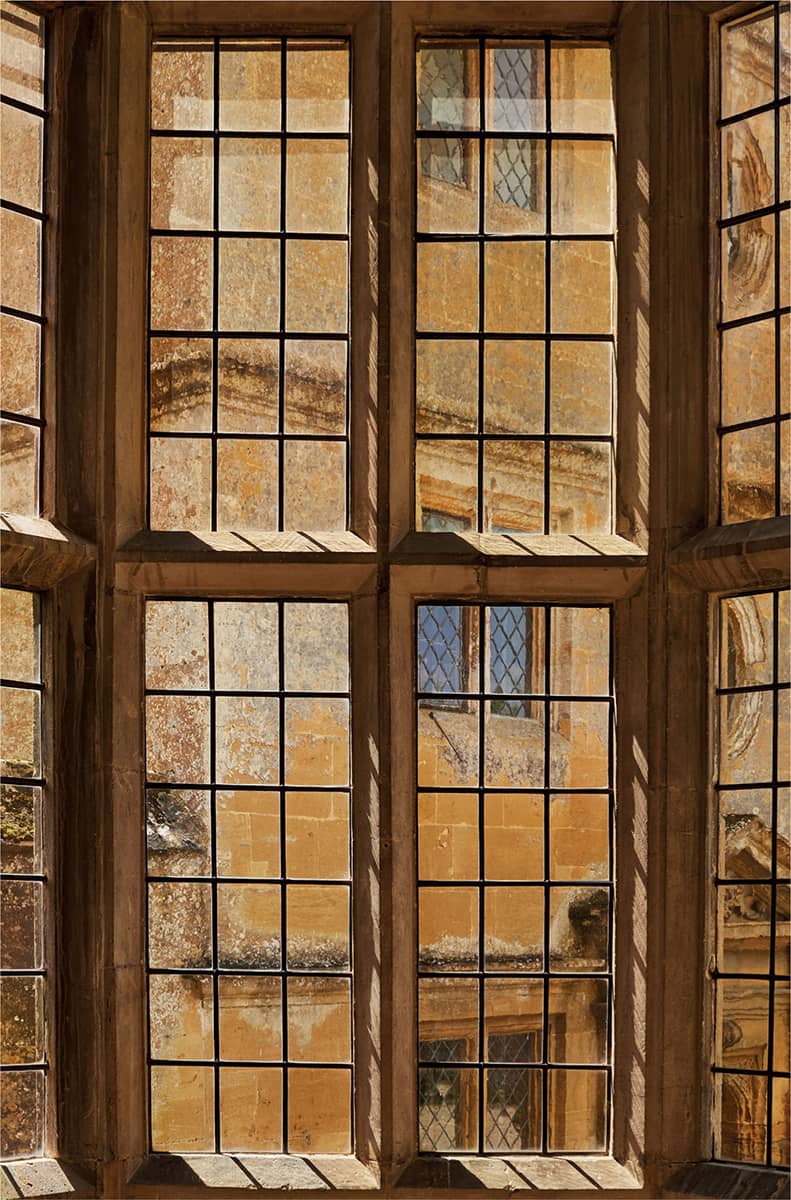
<box><xmin>418</xmin><ymin>604</ymin><xmax>463</xmax><ymax>693</ymax></box>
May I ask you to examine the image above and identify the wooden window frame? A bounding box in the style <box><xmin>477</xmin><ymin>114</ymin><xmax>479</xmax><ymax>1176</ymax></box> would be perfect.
<box><xmin>1</xmin><ymin>2</ymin><xmax>790</xmax><ymax>1198</ymax></box>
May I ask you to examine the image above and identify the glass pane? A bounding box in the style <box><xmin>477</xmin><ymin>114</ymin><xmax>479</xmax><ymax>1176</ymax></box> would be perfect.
<box><xmin>284</xmin><ymin>602</ymin><xmax>348</xmax><ymax>692</ymax></box>
<box><xmin>0</xmin><ymin>974</ymin><xmax>44</xmax><ymax>1065</ymax></box>
<box><xmin>287</xmin><ymin>976</ymin><xmax>351</xmax><ymax>1062</ymax></box>
<box><xmin>551</xmin><ymin>241</ymin><xmax>614</xmax><ymax>334</ymax></box>
<box><xmin>0</xmin><ymin>2</ymin><xmax>44</xmax><ymax>108</ymax></box>
<box><xmin>145</xmin><ymin>600</ymin><xmax>209</xmax><ymax>690</ymax></box>
<box><xmin>0</xmin><ymin>419</ymin><xmax>38</xmax><ymax>515</ymax></box>
<box><xmin>721</xmin><ymin>320</ymin><xmax>774</xmax><ymax>427</ymax></box>
<box><xmin>148</xmin><ymin>882</ymin><xmax>212</xmax><ymax>969</ymax></box>
<box><xmin>216</xmin><ymin>790</ymin><xmax>279</xmax><ymax>878</ymax></box>
<box><xmin>484</xmin><ymin>978</ymin><xmax>542</xmax><ymax>1061</ymax></box>
<box><xmin>550</xmin><ymin>607</ymin><xmax>610</xmax><ymax>695</ymax></box>
<box><xmin>419</xmin><ymin>1067</ymin><xmax>478</xmax><ymax>1151</ymax></box>
<box><xmin>0</xmin><ymin>1069</ymin><xmax>44</xmax><ymax>1159</ymax></box>
<box><xmin>282</xmin><ymin>440</ymin><xmax>346</xmax><ymax>529</ymax></box>
<box><xmin>417</xmin><ymin>242</ymin><xmax>479</xmax><ymax>332</ymax></box>
<box><xmin>716</xmin><ymin>979</ymin><xmax>769</xmax><ymax>1069</ymax></box>
<box><xmin>215</xmin><ymin>696</ymin><xmax>279</xmax><ymax>785</ymax></box>
<box><xmin>419</xmin><ymin>792</ymin><xmax>479</xmax><ymax>881</ymax></box>
<box><xmin>217</xmin><ymin>883</ymin><xmax>281</xmax><ymax>969</ymax></box>
<box><xmin>149</xmin><ymin>436</ymin><xmax>212</xmax><ymax>528</ymax></box>
<box><xmin>547</xmin><ymin>1068</ymin><xmax>607</xmax><ymax>1150</ymax></box>
<box><xmin>286</xmin><ymin>884</ymin><xmax>349</xmax><ymax>970</ymax></box>
<box><xmin>150</xmin><ymin>137</ymin><xmax>213</xmax><ymax>229</ymax></box>
<box><xmin>218</xmin><ymin>238</ymin><xmax>279</xmax><ymax>331</ymax></box>
<box><xmin>418</xmin><ymin>699</ymin><xmax>479</xmax><ymax>787</ymax></box>
<box><xmin>549</xmin><ymin>885</ymin><xmax>609</xmax><ymax>972</ymax></box>
<box><xmin>483</xmin><ymin>341</ymin><xmax>544</xmax><ymax>435</ymax></box>
<box><xmin>715</xmin><ymin>1072</ymin><xmax>767</xmax><ymax>1163</ymax></box>
<box><xmin>717</xmin><ymin>883</ymin><xmax>771</xmax><ymax>974</ymax></box>
<box><xmin>219</xmin><ymin>41</ymin><xmax>280</xmax><ymax>131</ymax></box>
<box><xmin>484</xmin><ymin>138</ymin><xmax>545</xmax><ymax>235</ymax></box>
<box><xmin>0</xmin><ymin>208</ymin><xmax>40</xmax><ymax>315</ymax></box>
<box><xmin>485</xmin><ymin>1067</ymin><xmax>542</xmax><ymax>1151</ymax></box>
<box><xmin>550</xmin><ymin>794</ymin><xmax>609</xmax><ymax>882</ymax></box>
<box><xmin>551</xmin><ymin>140</ymin><xmax>614</xmax><ymax>235</ymax></box>
<box><xmin>146</xmin><ymin>788</ymin><xmax>211</xmax><ymax>878</ymax></box>
<box><xmin>152</xmin><ymin>43</ymin><xmax>213</xmax><ymax>130</ymax></box>
<box><xmin>1</xmin><ymin>686</ymin><xmax>40</xmax><ymax>779</ymax></box>
<box><xmin>772</xmin><ymin>1078</ymin><xmax>790</xmax><ymax>1167</ymax></box>
<box><xmin>218</xmin><ymin>975</ymin><xmax>281</xmax><ymax>1061</ymax></box>
<box><xmin>216</xmin><ymin>438</ymin><xmax>279</xmax><ymax>528</ymax></box>
<box><xmin>484</xmin><ymin>794</ymin><xmax>543</xmax><ymax>881</ymax></box>
<box><xmin>149</xmin><ymin>974</ymin><xmax>214</xmax><ymax>1061</ymax></box>
<box><xmin>550</xmin><ymin>45</ymin><xmax>614</xmax><ymax>134</ymax></box>
<box><xmin>482</xmin><ymin>439</ymin><xmax>544</xmax><ymax>534</ymax></box>
<box><xmin>284</xmin><ymin>340</ymin><xmax>346</xmax><ymax>435</ymax></box>
<box><xmin>721</xmin><ymin>10</ymin><xmax>774</xmax><ymax>120</ymax></box>
<box><xmin>286</xmin><ymin>139</ymin><xmax>348</xmax><ymax>234</ymax></box>
<box><xmin>0</xmin><ymin>103</ymin><xmax>42</xmax><ymax>211</ymax></box>
<box><xmin>214</xmin><ymin>601</ymin><xmax>278</xmax><ymax>691</ymax></box>
<box><xmin>721</xmin><ymin>111</ymin><xmax>775</xmax><ymax>219</ymax></box>
<box><xmin>419</xmin><ymin>886</ymin><xmax>478</xmax><ymax>971</ymax></box>
<box><xmin>720</xmin><ymin>593</ymin><xmax>773</xmax><ymax>689</ymax></box>
<box><xmin>285</xmin><ymin>791</ymin><xmax>350</xmax><ymax>880</ymax></box>
<box><xmin>418</xmin><ymin>604</ymin><xmax>477</xmax><ymax>695</ymax></box>
<box><xmin>721</xmin><ymin>425</ymin><xmax>776</xmax><ymax>524</ymax></box>
<box><xmin>150</xmin><ymin>1065</ymin><xmax>214</xmax><ymax>1152</ymax></box>
<box><xmin>486</xmin><ymin>42</ymin><xmax>544</xmax><ymax>132</ymax></box>
<box><xmin>549</xmin><ymin>700</ymin><xmax>610</xmax><ymax>788</ymax></box>
<box><xmin>417</xmin><ymin>42</ymin><xmax>478</xmax><ymax>131</ymax></box>
<box><xmin>0</xmin><ymin>587</ymin><xmax>38</xmax><ymax>682</ymax></box>
<box><xmin>0</xmin><ymin>879</ymin><xmax>42</xmax><ymax>969</ymax></box>
<box><xmin>1</xmin><ymin>784</ymin><xmax>42</xmax><ymax>875</ymax></box>
<box><xmin>420</xmin><ymin>977</ymin><xmax>479</xmax><ymax>1061</ymax></box>
<box><xmin>550</xmin><ymin>341</ymin><xmax>612</xmax><ymax>437</ymax></box>
<box><xmin>415</xmin><ymin>439</ymin><xmax>478</xmax><ymax>531</ymax></box>
<box><xmin>0</xmin><ymin>314</ymin><xmax>39</xmax><ymax>418</ymax></box>
<box><xmin>287</xmin><ymin>1066</ymin><xmax>351</xmax><ymax>1153</ymax></box>
<box><xmin>722</xmin><ymin>217</ymin><xmax>774</xmax><ymax>323</ymax></box>
<box><xmin>284</xmin><ymin>697</ymin><xmax>350</xmax><ymax>786</ymax></box>
<box><xmin>548</xmin><ymin>978</ymin><xmax>608</xmax><ymax>1064</ymax></box>
<box><xmin>219</xmin><ymin>138</ymin><xmax>280</xmax><ymax>231</ymax></box>
<box><xmin>488</xmin><ymin>601</ymin><xmax>534</xmax><ymax>700</ymax></box>
<box><xmin>286</xmin><ymin>42</ymin><xmax>349</xmax><ymax>133</ymax></box>
<box><xmin>549</xmin><ymin>441</ymin><xmax>611</xmax><ymax>534</ymax></box>
<box><xmin>484</xmin><ymin>885</ymin><xmax>543</xmax><ymax>971</ymax></box>
<box><xmin>220</xmin><ymin>1067</ymin><xmax>282</xmax><ymax>1152</ymax></box>
<box><xmin>720</xmin><ymin>691</ymin><xmax>773</xmax><ymax>786</ymax></box>
<box><xmin>151</xmin><ymin>236</ymin><xmax>212</xmax><ymax>330</ymax></box>
<box><xmin>285</xmin><ymin>240</ymin><xmax>347</xmax><ymax>334</ymax></box>
<box><xmin>217</xmin><ymin>338</ymin><xmax>278</xmax><ymax>433</ymax></box>
<box><xmin>146</xmin><ymin>694</ymin><xmax>211</xmax><ymax>784</ymax></box>
<box><xmin>484</xmin><ymin>697</ymin><xmax>545</xmax><ymax>788</ymax></box>
<box><xmin>484</xmin><ymin>242</ymin><xmax>544</xmax><ymax>333</ymax></box>
<box><xmin>418</xmin><ymin>138</ymin><xmax>479</xmax><ymax>234</ymax></box>
<box><xmin>150</xmin><ymin>337</ymin><xmax>213</xmax><ymax>433</ymax></box>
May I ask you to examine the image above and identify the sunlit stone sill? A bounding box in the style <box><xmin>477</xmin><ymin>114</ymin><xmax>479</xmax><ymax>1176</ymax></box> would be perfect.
<box><xmin>119</xmin><ymin>530</ymin><xmax>376</xmax><ymax>561</ymax></box>
<box><xmin>0</xmin><ymin>1158</ymin><xmax>94</xmax><ymax>1200</ymax></box>
<box><xmin>392</xmin><ymin>532</ymin><xmax>647</xmax><ymax>565</ymax></box>
<box><xmin>394</xmin><ymin>1154</ymin><xmax>641</xmax><ymax>1192</ymax></box>
<box><xmin>128</xmin><ymin>1154</ymin><xmax>379</xmax><ymax>1192</ymax></box>
<box><xmin>662</xmin><ymin>1160</ymin><xmax>790</xmax><ymax>1199</ymax></box>
<box><xmin>0</xmin><ymin>515</ymin><xmax>96</xmax><ymax>588</ymax></box>
<box><xmin>671</xmin><ymin>516</ymin><xmax>790</xmax><ymax>592</ymax></box>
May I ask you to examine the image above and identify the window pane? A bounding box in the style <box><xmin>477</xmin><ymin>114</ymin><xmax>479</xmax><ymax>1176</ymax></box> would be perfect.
<box><xmin>714</xmin><ymin>589</ymin><xmax>790</xmax><ymax>1167</ymax></box>
<box><xmin>149</xmin><ymin>39</ymin><xmax>350</xmax><ymax>531</ymax></box>
<box><xmin>718</xmin><ymin>8</ymin><xmax>786</xmax><ymax>525</ymax></box>
<box><xmin>0</xmin><ymin>588</ymin><xmax>46</xmax><ymax>1159</ymax></box>
<box><xmin>415</xmin><ymin>38</ymin><xmax>615</xmax><ymax>534</ymax></box>
<box><xmin>0</xmin><ymin>3</ymin><xmax>46</xmax><ymax>518</ymax></box>
<box><xmin>416</xmin><ymin>603</ymin><xmax>613</xmax><ymax>1152</ymax></box>
<box><xmin>145</xmin><ymin>600</ymin><xmax>353</xmax><ymax>1153</ymax></box>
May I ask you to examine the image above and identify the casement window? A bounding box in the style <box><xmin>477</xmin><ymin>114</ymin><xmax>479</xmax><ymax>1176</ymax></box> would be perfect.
<box><xmin>0</xmin><ymin>3</ymin><xmax>790</xmax><ymax>1200</ymax></box>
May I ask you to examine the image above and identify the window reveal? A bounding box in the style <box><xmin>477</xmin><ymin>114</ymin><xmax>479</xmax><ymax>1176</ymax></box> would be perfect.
<box><xmin>713</xmin><ymin>589</ymin><xmax>789</xmax><ymax>1168</ymax></box>
<box><xmin>0</xmin><ymin>588</ymin><xmax>46</xmax><ymax>1159</ymax></box>
<box><xmin>144</xmin><ymin>600</ymin><xmax>353</xmax><ymax>1154</ymax></box>
<box><xmin>148</xmin><ymin>38</ymin><xmax>350</xmax><ymax>531</ymax></box>
<box><xmin>414</xmin><ymin>39</ymin><xmax>616</xmax><ymax>535</ymax></box>
<box><xmin>416</xmin><ymin>603</ymin><xmax>613</xmax><ymax>1153</ymax></box>
<box><xmin>718</xmin><ymin>6</ymin><xmax>790</xmax><ymax>524</ymax></box>
<box><xmin>0</xmin><ymin>2</ymin><xmax>47</xmax><ymax>517</ymax></box>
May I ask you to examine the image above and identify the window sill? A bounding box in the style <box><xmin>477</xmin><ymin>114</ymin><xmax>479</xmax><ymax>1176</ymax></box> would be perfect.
<box><xmin>661</xmin><ymin>1161</ymin><xmax>791</xmax><ymax>1199</ymax></box>
<box><xmin>0</xmin><ymin>515</ymin><xmax>97</xmax><ymax>588</ymax></box>
<box><xmin>0</xmin><ymin>1158</ymin><xmax>95</xmax><ymax>1200</ymax></box>
<box><xmin>394</xmin><ymin>1155</ymin><xmax>642</xmax><ymax>1192</ymax></box>
<box><xmin>392</xmin><ymin>531</ymin><xmax>647</xmax><ymax>566</ymax></box>
<box><xmin>670</xmin><ymin>516</ymin><xmax>790</xmax><ymax>592</ymax></box>
<box><xmin>127</xmin><ymin>1154</ymin><xmax>379</xmax><ymax>1193</ymax></box>
<box><xmin>117</xmin><ymin>531</ymin><xmax>376</xmax><ymax>562</ymax></box>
